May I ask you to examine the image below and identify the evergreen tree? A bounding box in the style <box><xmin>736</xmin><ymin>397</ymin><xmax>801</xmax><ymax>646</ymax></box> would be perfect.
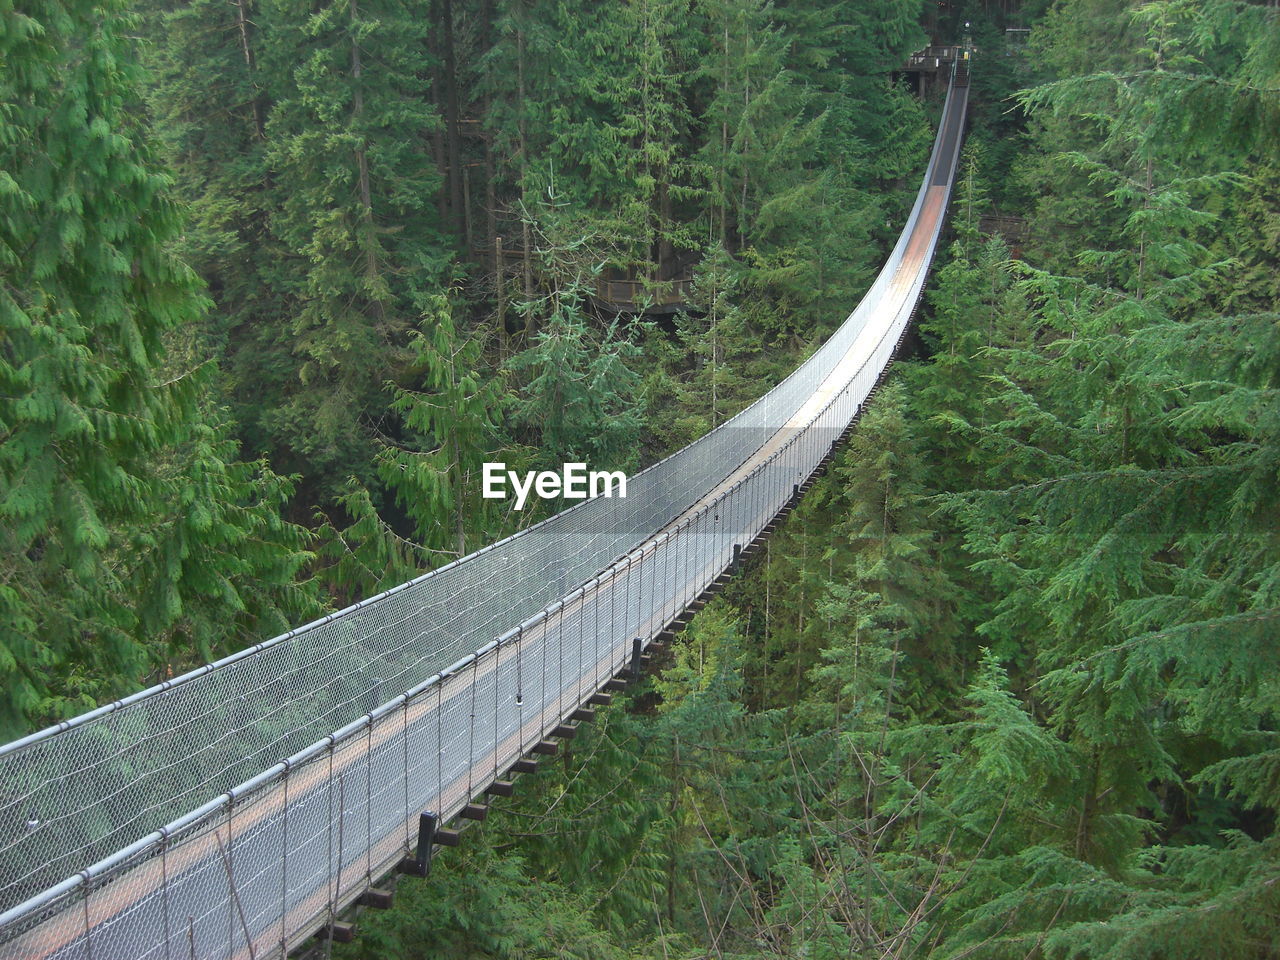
<box><xmin>0</xmin><ymin>0</ymin><xmax>317</xmax><ymax>734</ymax></box>
<box><xmin>376</xmin><ymin>295</ymin><xmax>505</xmax><ymax>557</ymax></box>
<box><xmin>652</xmin><ymin>246</ymin><xmax>761</xmax><ymax>450</ymax></box>
<box><xmin>506</xmin><ymin>281</ymin><xmax>645</xmax><ymax>474</ymax></box>
<box><xmin>480</xmin><ymin>0</ymin><xmax>700</xmax><ymax>315</ymax></box>
<box><xmin>262</xmin><ymin>0</ymin><xmax>452</xmax><ymax>495</ymax></box>
<box><xmin>139</xmin><ymin>0</ymin><xmax>285</xmax><ymax>438</ymax></box>
<box><xmin>815</xmin><ymin>382</ymin><xmax>960</xmax><ymax>717</ymax></box>
<box><xmin>917</xmin><ymin>2</ymin><xmax>1280</xmax><ymax>952</ymax></box>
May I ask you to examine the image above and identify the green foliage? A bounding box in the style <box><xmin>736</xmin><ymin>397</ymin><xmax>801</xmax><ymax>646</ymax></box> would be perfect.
<box><xmin>0</xmin><ymin>0</ymin><xmax>318</xmax><ymax>735</ymax></box>
<box><xmin>506</xmin><ymin>283</ymin><xmax>645</xmax><ymax>473</ymax></box>
<box><xmin>261</xmin><ymin>0</ymin><xmax>451</xmax><ymax>493</ymax></box>
<box><xmin>643</xmin><ymin>246</ymin><xmax>773</xmax><ymax>455</ymax></box>
<box><xmin>334</xmin><ymin>847</ymin><xmax>680</xmax><ymax>960</ymax></box>
<box><xmin>812</xmin><ymin>382</ymin><xmax>961</xmax><ymax>717</ymax></box>
<box><xmin>886</xmin><ymin>3</ymin><xmax>1280</xmax><ymax>954</ymax></box>
<box><xmin>340</xmin><ymin>3</ymin><xmax>1279</xmax><ymax>956</ymax></box>
<box><xmin>138</xmin><ymin>0</ymin><xmax>279</xmax><ymax>378</ymax></box>
<box><xmin>313</xmin><ymin>481</ymin><xmax>422</xmax><ymax>604</ymax></box>
<box><xmin>16</xmin><ymin>0</ymin><xmax>1280</xmax><ymax>955</ymax></box>
<box><xmin>377</xmin><ymin>295</ymin><xmax>506</xmax><ymax>556</ymax></box>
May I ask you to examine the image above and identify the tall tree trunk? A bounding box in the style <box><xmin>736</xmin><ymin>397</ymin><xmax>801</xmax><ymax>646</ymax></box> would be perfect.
<box><xmin>709</xmin><ymin>264</ymin><xmax>719</xmax><ymax>426</ymax></box>
<box><xmin>1074</xmin><ymin>753</ymin><xmax>1101</xmax><ymax>860</ymax></box>
<box><xmin>433</xmin><ymin>128</ymin><xmax>448</xmax><ymax>224</ymax></box>
<box><xmin>496</xmin><ymin>235</ymin><xmax>507</xmax><ymax>360</ymax></box>
<box><xmin>484</xmin><ymin>127</ymin><xmax>497</xmax><ymax>245</ymax></box>
<box><xmin>350</xmin><ymin>0</ymin><xmax>377</xmax><ymax>286</ymax></box>
<box><xmin>667</xmin><ymin>734</ymin><xmax>681</xmax><ymax>926</ymax></box>
<box><xmin>720</xmin><ymin>23</ymin><xmax>730</xmax><ymax>248</ymax></box>
<box><xmin>441</xmin><ymin>0</ymin><xmax>464</xmax><ymax>238</ymax></box>
<box><xmin>1136</xmin><ymin>154</ymin><xmax>1153</xmax><ymax>301</ymax></box>
<box><xmin>233</xmin><ymin>0</ymin><xmax>265</xmax><ymax>139</ymax></box>
<box><xmin>449</xmin><ymin>351</ymin><xmax>466</xmax><ymax>556</ymax></box>
<box><xmin>463</xmin><ymin>164</ymin><xmax>473</xmax><ymax>250</ymax></box>
<box><xmin>658</xmin><ymin>179</ymin><xmax>673</xmax><ymax>277</ymax></box>
<box><xmin>517</xmin><ymin>27</ymin><xmax>535</xmax><ymax>337</ymax></box>
<box><xmin>739</xmin><ymin>69</ymin><xmax>750</xmax><ymax>244</ymax></box>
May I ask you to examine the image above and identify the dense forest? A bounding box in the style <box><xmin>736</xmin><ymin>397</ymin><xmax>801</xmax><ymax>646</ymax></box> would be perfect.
<box><xmin>2</xmin><ymin>0</ymin><xmax>1278</xmax><ymax>955</ymax></box>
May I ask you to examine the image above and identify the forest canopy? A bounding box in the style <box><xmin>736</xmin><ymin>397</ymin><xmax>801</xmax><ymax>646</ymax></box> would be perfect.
<box><xmin>0</xmin><ymin>0</ymin><xmax>1277</xmax><ymax>956</ymax></box>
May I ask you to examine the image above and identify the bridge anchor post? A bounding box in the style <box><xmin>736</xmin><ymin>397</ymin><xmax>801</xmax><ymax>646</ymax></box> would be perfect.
<box><xmin>399</xmin><ymin>810</ymin><xmax>437</xmax><ymax>877</ymax></box>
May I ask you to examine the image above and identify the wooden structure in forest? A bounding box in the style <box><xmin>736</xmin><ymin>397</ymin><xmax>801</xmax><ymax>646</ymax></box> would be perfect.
<box><xmin>594</xmin><ymin>251</ymin><xmax>699</xmax><ymax>313</ymax></box>
<box><xmin>896</xmin><ymin>44</ymin><xmax>964</xmax><ymax>95</ymax></box>
<box><xmin>979</xmin><ymin>213</ymin><xmax>1030</xmax><ymax>257</ymax></box>
<box><xmin>593</xmin><ymin>274</ymin><xmax>695</xmax><ymax>313</ymax></box>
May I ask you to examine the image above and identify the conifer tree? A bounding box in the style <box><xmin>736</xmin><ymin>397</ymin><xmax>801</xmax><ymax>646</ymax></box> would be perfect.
<box><xmin>262</xmin><ymin>0</ymin><xmax>451</xmax><ymax>494</ymax></box>
<box><xmin>812</xmin><ymin>382</ymin><xmax>959</xmax><ymax>719</ymax></box>
<box><xmin>376</xmin><ymin>295</ymin><xmax>505</xmax><ymax>557</ymax></box>
<box><xmin>139</xmin><ymin>0</ymin><xmax>282</xmax><ymax>396</ymax></box>
<box><xmin>926</xmin><ymin>2</ymin><xmax>1280</xmax><ymax>951</ymax></box>
<box><xmin>0</xmin><ymin>0</ymin><xmax>316</xmax><ymax>734</ymax></box>
<box><xmin>481</xmin><ymin>0</ymin><xmax>699</xmax><ymax>306</ymax></box>
<box><xmin>654</xmin><ymin>246</ymin><xmax>760</xmax><ymax>447</ymax></box>
<box><xmin>506</xmin><ymin>282</ymin><xmax>645</xmax><ymax>474</ymax></box>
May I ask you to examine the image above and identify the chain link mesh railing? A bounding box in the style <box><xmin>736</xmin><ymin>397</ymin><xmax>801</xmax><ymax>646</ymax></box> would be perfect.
<box><xmin>0</xmin><ymin>73</ymin><xmax>968</xmax><ymax>960</ymax></box>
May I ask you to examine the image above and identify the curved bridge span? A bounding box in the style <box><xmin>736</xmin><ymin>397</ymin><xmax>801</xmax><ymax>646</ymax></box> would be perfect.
<box><xmin>0</xmin><ymin>68</ymin><xmax>969</xmax><ymax>960</ymax></box>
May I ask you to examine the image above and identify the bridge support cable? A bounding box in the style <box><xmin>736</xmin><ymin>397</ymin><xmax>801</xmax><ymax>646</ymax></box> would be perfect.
<box><xmin>0</xmin><ymin>71</ymin><xmax>969</xmax><ymax>960</ymax></box>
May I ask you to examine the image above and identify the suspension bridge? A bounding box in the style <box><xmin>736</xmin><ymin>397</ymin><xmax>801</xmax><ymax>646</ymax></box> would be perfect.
<box><xmin>0</xmin><ymin>61</ymin><xmax>970</xmax><ymax>960</ymax></box>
